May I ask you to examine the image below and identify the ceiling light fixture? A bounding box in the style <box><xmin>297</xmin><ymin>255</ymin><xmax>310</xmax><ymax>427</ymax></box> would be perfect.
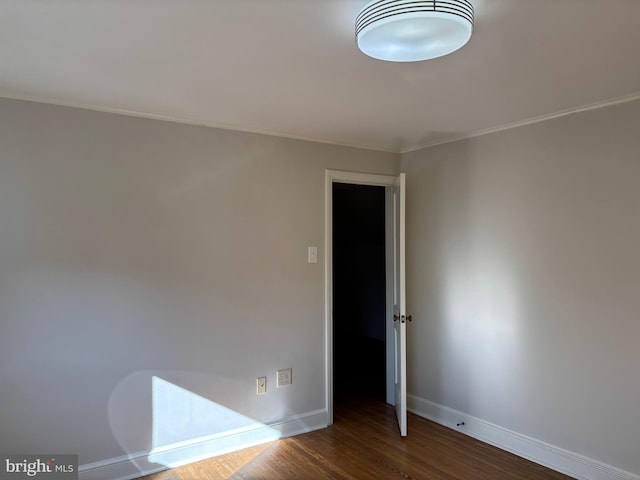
<box><xmin>355</xmin><ymin>0</ymin><xmax>474</xmax><ymax>62</ymax></box>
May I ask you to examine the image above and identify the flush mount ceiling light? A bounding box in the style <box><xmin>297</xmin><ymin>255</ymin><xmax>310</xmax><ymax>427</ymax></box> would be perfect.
<box><xmin>356</xmin><ymin>0</ymin><xmax>474</xmax><ymax>62</ymax></box>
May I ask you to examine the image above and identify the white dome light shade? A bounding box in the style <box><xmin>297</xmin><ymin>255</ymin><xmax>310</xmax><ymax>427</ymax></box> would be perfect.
<box><xmin>356</xmin><ymin>0</ymin><xmax>474</xmax><ymax>62</ymax></box>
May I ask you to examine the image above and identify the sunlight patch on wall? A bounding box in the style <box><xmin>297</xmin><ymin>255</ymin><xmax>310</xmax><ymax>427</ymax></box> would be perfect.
<box><xmin>148</xmin><ymin>376</ymin><xmax>280</xmax><ymax>468</ymax></box>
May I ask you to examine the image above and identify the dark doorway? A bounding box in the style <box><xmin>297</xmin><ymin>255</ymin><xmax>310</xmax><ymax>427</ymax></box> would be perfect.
<box><xmin>333</xmin><ymin>183</ymin><xmax>386</xmax><ymax>401</ymax></box>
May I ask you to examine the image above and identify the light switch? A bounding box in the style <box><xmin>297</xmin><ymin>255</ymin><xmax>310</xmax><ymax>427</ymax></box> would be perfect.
<box><xmin>308</xmin><ymin>246</ymin><xmax>318</xmax><ymax>263</ymax></box>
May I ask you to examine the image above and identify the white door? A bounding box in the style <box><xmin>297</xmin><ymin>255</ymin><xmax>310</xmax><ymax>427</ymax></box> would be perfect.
<box><xmin>393</xmin><ymin>173</ymin><xmax>408</xmax><ymax>436</ymax></box>
<box><xmin>324</xmin><ymin>170</ymin><xmax>408</xmax><ymax>430</ymax></box>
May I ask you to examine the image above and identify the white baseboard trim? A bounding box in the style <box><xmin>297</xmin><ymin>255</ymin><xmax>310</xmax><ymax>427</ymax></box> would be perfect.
<box><xmin>407</xmin><ymin>394</ymin><xmax>639</xmax><ymax>480</ymax></box>
<box><xmin>79</xmin><ymin>408</ymin><xmax>328</xmax><ymax>480</ymax></box>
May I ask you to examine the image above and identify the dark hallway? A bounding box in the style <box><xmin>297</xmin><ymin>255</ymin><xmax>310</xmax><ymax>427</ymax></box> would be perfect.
<box><xmin>332</xmin><ymin>183</ymin><xmax>386</xmax><ymax>401</ymax></box>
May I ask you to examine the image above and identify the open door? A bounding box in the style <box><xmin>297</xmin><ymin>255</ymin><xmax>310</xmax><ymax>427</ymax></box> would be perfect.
<box><xmin>324</xmin><ymin>169</ymin><xmax>408</xmax><ymax>431</ymax></box>
<box><xmin>393</xmin><ymin>173</ymin><xmax>408</xmax><ymax>436</ymax></box>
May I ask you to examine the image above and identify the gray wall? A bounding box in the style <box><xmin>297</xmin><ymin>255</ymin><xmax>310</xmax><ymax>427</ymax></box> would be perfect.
<box><xmin>0</xmin><ymin>98</ymin><xmax>398</xmax><ymax>468</ymax></box>
<box><xmin>3</xmin><ymin>94</ymin><xmax>639</xmax><ymax>478</ymax></box>
<box><xmin>402</xmin><ymin>100</ymin><xmax>640</xmax><ymax>475</ymax></box>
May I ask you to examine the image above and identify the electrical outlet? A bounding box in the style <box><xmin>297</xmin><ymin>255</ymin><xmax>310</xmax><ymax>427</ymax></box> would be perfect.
<box><xmin>277</xmin><ymin>368</ymin><xmax>292</xmax><ymax>387</ymax></box>
<box><xmin>257</xmin><ymin>376</ymin><xmax>267</xmax><ymax>395</ymax></box>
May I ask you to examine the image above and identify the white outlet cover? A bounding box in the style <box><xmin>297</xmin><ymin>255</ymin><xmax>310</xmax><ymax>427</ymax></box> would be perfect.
<box><xmin>257</xmin><ymin>376</ymin><xmax>267</xmax><ymax>395</ymax></box>
<box><xmin>277</xmin><ymin>368</ymin><xmax>292</xmax><ymax>387</ymax></box>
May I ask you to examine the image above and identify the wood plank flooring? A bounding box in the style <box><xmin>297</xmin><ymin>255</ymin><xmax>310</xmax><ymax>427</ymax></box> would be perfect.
<box><xmin>139</xmin><ymin>396</ymin><xmax>574</xmax><ymax>479</ymax></box>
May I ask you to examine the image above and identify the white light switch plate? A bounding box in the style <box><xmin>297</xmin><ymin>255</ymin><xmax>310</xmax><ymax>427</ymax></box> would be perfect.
<box><xmin>308</xmin><ymin>246</ymin><xmax>318</xmax><ymax>263</ymax></box>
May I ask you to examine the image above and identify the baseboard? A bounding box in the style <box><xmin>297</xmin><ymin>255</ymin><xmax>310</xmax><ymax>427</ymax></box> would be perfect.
<box><xmin>78</xmin><ymin>408</ymin><xmax>328</xmax><ymax>480</ymax></box>
<box><xmin>407</xmin><ymin>394</ymin><xmax>639</xmax><ymax>480</ymax></box>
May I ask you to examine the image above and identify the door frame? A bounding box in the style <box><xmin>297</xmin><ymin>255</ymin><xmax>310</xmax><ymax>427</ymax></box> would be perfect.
<box><xmin>324</xmin><ymin>169</ymin><xmax>398</xmax><ymax>425</ymax></box>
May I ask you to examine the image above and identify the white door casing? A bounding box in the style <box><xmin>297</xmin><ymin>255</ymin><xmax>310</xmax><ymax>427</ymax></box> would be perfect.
<box><xmin>324</xmin><ymin>170</ymin><xmax>407</xmax><ymax>437</ymax></box>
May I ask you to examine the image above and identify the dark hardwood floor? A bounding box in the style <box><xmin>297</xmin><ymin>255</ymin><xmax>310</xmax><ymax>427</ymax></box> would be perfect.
<box><xmin>140</xmin><ymin>396</ymin><xmax>573</xmax><ymax>479</ymax></box>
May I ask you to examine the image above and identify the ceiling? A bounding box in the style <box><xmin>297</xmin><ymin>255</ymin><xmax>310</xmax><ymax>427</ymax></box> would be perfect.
<box><xmin>2</xmin><ymin>0</ymin><xmax>640</xmax><ymax>153</ymax></box>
